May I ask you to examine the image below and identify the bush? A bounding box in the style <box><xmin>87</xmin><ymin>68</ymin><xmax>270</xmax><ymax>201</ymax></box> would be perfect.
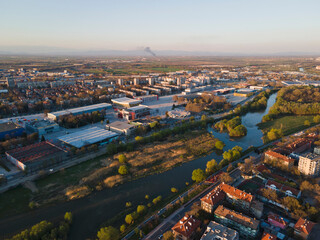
<box><xmin>97</xmin><ymin>226</ymin><xmax>119</xmax><ymax>240</ymax></box>
<box><xmin>125</xmin><ymin>214</ymin><xmax>134</xmax><ymax>224</ymax></box>
<box><xmin>215</xmin><ymin>140</ymin><xmax>225</xmax><ymax>150</ymax></box>
<box><xmin>171</xmin><ymin>187</ymin><xmax>178</xmax><ymax>193</ymax></box>
<box><xmin>118</xmin><ymin>154</ymin><xmax>127</xmax><ymax>163</ymax></box>
<box><xmin>120</xmin><ymin>224</ymin><xmax>126</xmax><ymax>233</ymax></box>
<box><xmin>118</xmin><ymin>165</ymin><xmax>129</xmax><ymax>175</ymax></box>
<box><xmin>137</xmin><ymin>205</ymin><xmax>146</xmax><ymax>214</ymax></box>
<box><xmin>64</xmin><ymin>212</ymin><xmax>72</xmax><ymax>224</ymax></box>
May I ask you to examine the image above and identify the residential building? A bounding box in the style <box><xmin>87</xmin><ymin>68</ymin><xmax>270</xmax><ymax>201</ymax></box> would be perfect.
<box><xmin>265</xmin><ymin>180</ymin><xmax>301</xmax><ymax>198</ymax></box>
<box><xmin>221</xmin><ymin>183</ymin><xmax>253</xmax><ymax>210</ymax></box>
<box><xmin>285</xmin><ymin>138</ymin><xmax>312</xmax><ymax>154</ymax></box>
<box><xmin>268</xmin><ymin>213</ymin><xmax>288</xmax><ymax>229</ymax></box>
<box><xmin>200</xmin><ymin>221</ymin><xmax>239</xmax><ymax>240</ymax></box>
<box><xmin>298</xmin><ymin>152</ymin><xmax>320</xmax><ymax>177</ymax></box>
<box><xmin>200</xmin><ymin>185</ymin><xmax>225</xmax><ymax>214</ymax></box>
<box><xmin>172</xmin><ymin>215</ymin><xmax>201</xmax><ymax>240</ymax></box>
<box><xmin>261</xmin><ymin>231</ymin><xmax>277</xmax><ymax>240</ymax></box>
<box><xmin>265</xmin><ymin>150</ymin><xmax>294</xmax><ymax>168</ymax></box>
<box><xmin>214</xmin><ymin>205</ymin><xmax>260</xmax><ymax>239</ymax></box>
<box><xmin>294</xmin><ymin>218</ymin><xmax>316</xmax><ymax>240</ymax></box>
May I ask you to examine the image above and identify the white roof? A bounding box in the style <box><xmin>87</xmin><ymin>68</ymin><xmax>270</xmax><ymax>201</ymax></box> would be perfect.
<box><xmin>58</xmin><ymin>127</ymin><xmax>118</xmax><ymax>148</ymax></box>
<box><xmin>49</xmin><ymin>103</ymin><xmax>112</xmax><ymax>117</ymax></box>
<box><xmin>111</xmin><ymin>97</ymin><xmax>142</xmax><ymax>104</ymax></box>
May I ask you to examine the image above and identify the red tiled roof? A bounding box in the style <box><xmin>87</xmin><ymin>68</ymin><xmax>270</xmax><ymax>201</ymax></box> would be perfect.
<box><xmin>265</xmin><ymin>150</ymin><xmax>294</xmax><ymax>163</ymax></box>
<box><xmin>172</xmin><ymin>215</ymin><xmax>201</xmax><ymax>238</ymax></box>
<box><xmin>201</xmin><ymin>185</ymin><xmax>225</xmax><ymax>206</ymax></box>
<box><xmin>285</xmin><ymin>138</ymin><xmax>312</xmax><ymax>152</ymax></box>
<box><xmin>281</xmin><ymin>185</ymin><xmax>300</xmax><ymax>197</ymax></box>
<box><xmin>266</xmin><ymin>180</ymin><xmax>282</xmax><ymax>190</ymax></box>
<box><xmin>6</xmin><ymin>141</ymin><xmax>65</xmax><ymax>163</ymax></box>
<box><xmin>268</xmin><ymin>213</ymin><xmax>288</xmax><ymax>226</ymax></box>
<box><xmin>294</xmin><ymin>218</ymin><xmax>316</xmax><ymax>235</ymax></box>
<box><xmin>256</xmin><ymin>164</ymin><xmax>270</xmax><ymax>173</ymax></box>
<box><xmin>262</xmin><ymin>231</ymin><xmax>277</xmax><ymax>240</ymax></box>
<box><xmin>221</xmin><ymin>183</ymin><xmax>253</xmax><ymax>203</ymax></box>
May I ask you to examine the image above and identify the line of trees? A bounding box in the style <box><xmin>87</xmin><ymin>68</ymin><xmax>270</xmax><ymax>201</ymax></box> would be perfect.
<box><xmin>58</xmin><ymin>110</ymin><xmax>105</xmax><ymax>128</ymax></box>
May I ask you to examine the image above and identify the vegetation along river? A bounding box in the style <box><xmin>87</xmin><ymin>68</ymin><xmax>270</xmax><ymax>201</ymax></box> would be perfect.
<box><xmin>0</xmin><ymin>93</ymin><xmax>277</xmax><ymax>240</ymax></box>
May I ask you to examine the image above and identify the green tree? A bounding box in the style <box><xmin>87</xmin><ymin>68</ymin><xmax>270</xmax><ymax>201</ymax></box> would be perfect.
<box><xmin>126</xmin><ymin>202</ymin><xmax>132</xmax><ymax>207</ymax></box>
<box><xmin>145</xmin><ymin>194</ymin><xmax>149</xmax><ymax>200</ymax></box>
<box><xmin>206</xmin><ymin>159</ymin><xmax>218</xmax><ymax>174</ymax></box>
<box><xmin>118</xmin><ymin>165</ymin><xmax>129</xmax><ymax>175</ymax></box>
<box><xmin>201</xmin><ymin>114</ymin><xmax>207</xmax><ymax>121</ymax></box>
<box><xmin>215</xmin><ymin>140</ymin><xmax>225</xmax><ymax>150</ymax></box>
<box><xmin>135</xmin><ymin>136</ymin><xmax>144</xmax><ymax>142</ymax></box>
<box><xmin>97</xmin><ymin>226</ymin><xmax>119</xmax><ymax>240</ymax></box>
<box><xmin>137</xmin><ymin>205</ymin><xmax>146</xmax><ymax>214</ymax></box>
<box><xmin>171</xmin><ymin>187</ymin><xmax>178</xmax><ymax>193</ymax></box>
<box><xmin>314</xmin><ymin>115</ymin><xmax>320</xmax><ymax>123</ymax></box>
<box><xmin>304</xmin><ymin>120</ymin><xmax>311</xmax><ymax>126</ymax></box>
<box><xmin>125</xmin><ymin>214</ymin><xmax>134</xmax><ymax>224</ymax></box>
<box><xmin>64</xmin><ymin>212</ymin><xmax>72</xmax><ymax>224</ymax></box>
<box><xmin>118</xmin><ymin>154</ymin><xmax>127</xmax><ymax>163</ymax></box>
<box><xmin>192</xmin><ymin>169</ymin><xmax>205</xmax><ymax>183</ymax></box>
<box><xmin>120</xmin><ymin>224</ymin><xmax>126</xmax><ymax>233</ymax></box>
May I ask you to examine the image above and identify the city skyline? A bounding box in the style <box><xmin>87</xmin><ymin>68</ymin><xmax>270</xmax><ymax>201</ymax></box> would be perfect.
<box><xmin>1</xmin><ymin>0</ymin><xmax>320</xmax><ymax>55</ymax></box>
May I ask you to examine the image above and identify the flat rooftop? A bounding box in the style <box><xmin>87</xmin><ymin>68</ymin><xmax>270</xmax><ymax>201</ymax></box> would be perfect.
<box><xmin>300</xmin><ymin>152</ymin><xmax>320</xmax><ymax>161</ymax></box>
<box><xmin>126</xmin><ymin>105</ymin><xmax>149</xmax><ymax>111</ymax></box>
<box><xmin>58</xmin><ymin>127</ymin><xmax>118</xmax><ymax>148</ymax></box>
<box><xmin>106</xmin><ymin>121</ymin><xmax>134</xmax><ymax>130</ymax></box>
<box><xmin>27</xmin><ymin>120</ymin><xmax>58</xmax><ymax>128</ymax></box>
<box><xmin>0</xmin><ymin>122</ymin><xmax>23</xmax><ymax>132</ymax></box>
<box><xmin>111</xmin><ymin>97</ymin><xmax>142</xmax><ymax>104</ymax></box>
<box><xmin>49</xmin><ymin>103</ymin><xmax>112</xmax><ymax>117</ymax></box>
<box><xmin>6</xmin><ymin>141</ymin><xmax>65</xmax><ymax>164</ymax></box>
<box><xmin>201</xmin><ymin>221</ymin><xmax>239</xmax><ymax>240</ymax></box>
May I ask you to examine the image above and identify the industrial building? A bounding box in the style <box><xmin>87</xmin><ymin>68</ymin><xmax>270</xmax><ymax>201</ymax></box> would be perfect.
<box><xmin>111</xmin><ymin>97</ymin><xmax>142</xmax><ymax>108</ymax></box>
<box><xmin>0</xmin><ymin>122</ymin><xmax>25</xmax><ymax>140</ymax></box>
<box><xmin>122</xmin><ymin>105</ymin><xmax>150</xmax><ymax>120</ymax></box>
<box><xmin>135</xmin><ymin>94</ymin><xmax>158</xmax><ymax>103</ymax></box>
<box><xmin>5</xmin><ymin>141</ymin><xmax>66</xmax><ymax>172</ymax></box>
<box><xmin>25</xmin><ymin>120</ymin><xmax>59</xmax><ymax>136</ymax></box>
<box><xmin>106</xmin><ymin>121</ymin><xmax>136</xmax><ymax>135</ymax></box>
<box><xmin>58</xmin><ymin>127</ymin><xmax>119</xmax><ymax>148</ymax></box>
<box><xmin>47</xmin><ymin>103</ymin><xmax>112</xmax><ymax>121</ymax></box>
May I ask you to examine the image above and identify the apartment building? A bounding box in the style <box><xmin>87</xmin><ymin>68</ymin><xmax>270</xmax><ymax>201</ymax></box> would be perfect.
<box><xmin>214</xmin><ymin>205</ymin><xmax>260</xmax><ymax>239</ymax></box>
<box><xmin>298</xmin><ymin>152</ymin><xmax>320</xmax><ymax>176</ymax></box>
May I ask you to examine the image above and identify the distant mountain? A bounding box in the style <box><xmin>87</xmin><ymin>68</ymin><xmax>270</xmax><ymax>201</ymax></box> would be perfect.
<box><xmin>0</xmin><ymin>46</ymin><xmax>319</xmax><ymax>57</ymax></box>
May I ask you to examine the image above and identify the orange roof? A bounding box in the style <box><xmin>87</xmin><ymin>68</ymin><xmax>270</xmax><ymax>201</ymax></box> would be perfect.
<box><xmin>265</xmin><ymin>150</ymin><xmax>294</xmax><ymax>163</ymax></box>
<box><xmin>294</xmin><ymin>218</ymin><xmax>316</xmax><ymax>235</ymax></box>
<box><xmin>262</xmin><ymin>231</ymin><xmax>277</xmax><ymax>240</ymax></box>
<box><xmin>285</xmin><ymin>138</ymin><xmax>312</xmax><ymax>152</ymax></box>
<box><xmin>201</xmin><ymin>185</ymin><xmax>225</xmax><ymax>206</ymax></box>
<box><xmin>221</xmin><ymin>183</ymin><xmax>253</xmax><ymax>203</ymax></box>
<box><xmin>172</xmin><ymin>215</ymin><xmax>201</xmax><ymax>238</ymax></box>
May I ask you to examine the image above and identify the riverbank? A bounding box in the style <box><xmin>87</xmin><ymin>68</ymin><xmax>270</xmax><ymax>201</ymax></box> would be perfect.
<box><xmin>0</xmin><ymin>129</ymin><xmax>219</xmax><ymax>219</ymax></box>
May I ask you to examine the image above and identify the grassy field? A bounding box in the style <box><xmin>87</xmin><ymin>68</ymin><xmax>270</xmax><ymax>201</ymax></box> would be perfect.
<box><xmin>257</xmin><ymin>115</ymin><xmax>316</xmax><ymax>136</ymax></box>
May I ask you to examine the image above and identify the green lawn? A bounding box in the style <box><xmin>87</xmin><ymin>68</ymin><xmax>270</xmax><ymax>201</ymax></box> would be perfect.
<box><xmin>0</xmin><ymin>186</ymin><xmax>32</xmax><ymax>218</ymax></box>
<box><xmin>257</xmin><ymin>115</ymin><xmax>316</xmax><ymax>136</ymax></box>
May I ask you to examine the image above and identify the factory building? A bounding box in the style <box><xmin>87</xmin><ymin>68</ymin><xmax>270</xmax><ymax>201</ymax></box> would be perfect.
<box><xmin>111</xmin><ymin>97</ymin><xmax>142</xmax><ymax>108</ymax></box>
<box><xmin>47</xmin><ymin>103</ymin><xmax>112</xmax><ymax>121</ymax></box>
<box><xmin>0</xmin><ymin>122</ymin><xmax>25</xmax><ymax>140</ymax></box>
<box><xmin>106</xmin><ymin>121</ymin><xmax>136</xmax><ymax>135</ymax></box>
<box><xmin>5</xmin><ymin>141</ymin><xmax>66</xmax><ymax>172</ymax></box>
<box><xmin>58</xmin><ymin>127</ymin><xmax>119</xmax><ymax>148</ymax></box>
<box><xmin>25</xmin><ymin>120</ymin><xmax>59</xmax><ymax>136</ymax></box>
<box><xmin>122</xmin><ymin>105</ymin><xmax>150</xmax><ymax>120</ymax></box>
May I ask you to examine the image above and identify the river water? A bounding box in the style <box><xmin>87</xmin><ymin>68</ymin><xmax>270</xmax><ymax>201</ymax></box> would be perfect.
<box><xmin>0</xmin><ymin>93</ymin><xmax>277</xmax><ymax>240</ymax></box>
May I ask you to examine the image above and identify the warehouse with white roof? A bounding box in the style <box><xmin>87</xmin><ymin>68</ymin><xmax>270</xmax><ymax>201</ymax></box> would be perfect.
<box><xmin>111</xmin><ymin>97</ymin><xmax>142</xmax><ymax>108</ymax></box>
<box><xmin>58</xmin><ymin>127</ymin><xmax>119</xmax><ymax>148</ymax></box>
<box><xmin>47</xmin><ymin>103</ymin><xmax>112</xmax><ymax>121</ymax></box>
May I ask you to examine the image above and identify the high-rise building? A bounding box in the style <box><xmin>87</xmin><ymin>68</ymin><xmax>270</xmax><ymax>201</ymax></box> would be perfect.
<box><xmin>118</xmin><ymin>78</ymin><xmax>124</xmax><ymax>86</ymax></box>
<box><xmin>133</xmin><ymin>78</ymin><xmax>140</xmax><ymax>85</ymax></box>
<box><xmin>298</xmin><ymin>152</ymin><xmax>320</xmax><ymax>176</ymax></box>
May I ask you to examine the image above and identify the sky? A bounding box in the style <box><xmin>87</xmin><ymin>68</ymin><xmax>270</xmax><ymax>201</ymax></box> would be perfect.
<box><xmin>1</xmin><ymin>0</ymin><xmax>320</xmax><ymax>55</ymax></box>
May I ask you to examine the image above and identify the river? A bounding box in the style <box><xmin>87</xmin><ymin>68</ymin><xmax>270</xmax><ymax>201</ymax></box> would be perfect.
<box><xmin>0</xmin><ymin>93</ymin><xmax>277</xmax><ymax>240</ymax></box>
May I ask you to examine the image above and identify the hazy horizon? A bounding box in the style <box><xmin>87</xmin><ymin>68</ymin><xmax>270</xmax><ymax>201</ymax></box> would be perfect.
<box><xmin>1</xmin><ymin>0</ymin><xmax>320</xmax><ymax>55</ymax></box>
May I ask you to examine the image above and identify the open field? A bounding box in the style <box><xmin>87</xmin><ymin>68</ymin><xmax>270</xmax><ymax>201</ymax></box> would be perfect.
<box><xmin>0</xmin><ymin>130</ymin><xmax>217</xmax><ymax>218</ymax></box>
<box><xmin>258</xmin><ymin>115</ymin><xmax>316</xmax><ymax>136</ymax></box>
